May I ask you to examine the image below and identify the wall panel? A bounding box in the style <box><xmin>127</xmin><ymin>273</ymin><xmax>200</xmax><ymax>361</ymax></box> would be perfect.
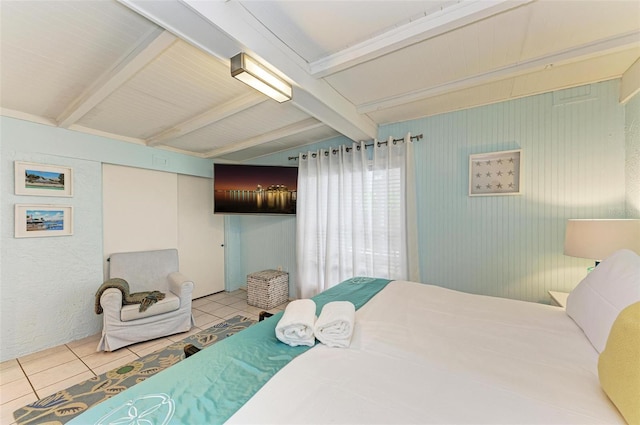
<box><xmin>1</xmin><ymin>151</ymin><xmax>103</xmax><ymax>361</ymax></box>
<box><xmin>236</xmin><ymin>215</ymin><xmax>297</xmax><ymax>296</ymax></box>
<box><xmin>223</xmin><ymin>136</ymin><xmax>351</xmax><ymax>296</ymax></box>
<box><xmin>380</xmin><ymin>80</ymin><xmax>627</xmax><ymax>303</ymax></box>
<box><xmin>219</xmin><ymin>80</ymin><xmax>631</xmax><ymax>304</ymax></box>
<box><xmin>102</xmin><ymin>164</ymin><xmax>178</xmax><ymax>269</ymax></box>
<box><xmin>625</xmin><ymin>93</ymin><xmax>640</xmax><ymax>216</ymax></box>
<box><xmin>178</xmin><ymin>174</ymin><xmax>225</xmax><ymax>298</ymax></box>
<box><xmin>0</xmin><ymin>116</ymin><xmax>214</xmax><ymax>361</ymax></box>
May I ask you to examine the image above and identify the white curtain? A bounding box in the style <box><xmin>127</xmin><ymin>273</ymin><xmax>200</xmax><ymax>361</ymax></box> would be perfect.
<box><xmin>296</xmin><ymin>135</ymin><xmax>418</xmax><ymax>298</ymax></box>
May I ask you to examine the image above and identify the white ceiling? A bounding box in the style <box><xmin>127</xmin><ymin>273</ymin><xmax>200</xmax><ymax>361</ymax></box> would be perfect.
<box><xmin>1</xmin><ymin>0</ymin><xmax>639</xmax><ymax>162</ymax></box>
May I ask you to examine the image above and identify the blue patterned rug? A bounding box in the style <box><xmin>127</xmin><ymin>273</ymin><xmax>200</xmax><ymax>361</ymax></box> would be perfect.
<box><xmin>13</xmin><ymin>315</ymin><xmax>256</xmax><ymax>425</ymax></box>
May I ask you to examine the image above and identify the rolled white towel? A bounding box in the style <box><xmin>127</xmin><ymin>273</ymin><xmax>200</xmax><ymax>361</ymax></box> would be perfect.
<box><xmin>275</xmin><ymin>299</ymin><xmax>316</xmax><ymax>347</ymax></box>
<box><xmin>314</xmin><ymin>301</ymin><xmax>356</xmax><ymax>348</ymax></box>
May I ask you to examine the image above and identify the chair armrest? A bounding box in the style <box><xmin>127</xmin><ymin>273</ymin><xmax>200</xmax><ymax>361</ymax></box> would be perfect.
<box><xmin>168</xmin><ymin>272</ymin><xmax>194</xmax><ymax>299</ymax></box>
<box><xmin>100</xmin><ymin>288</ymin><xmax>123</xmax><ymax>319</ymax></box>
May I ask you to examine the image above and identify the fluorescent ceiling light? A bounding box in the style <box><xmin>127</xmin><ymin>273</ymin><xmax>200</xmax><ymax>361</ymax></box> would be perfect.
<box><xmin>230</xmin><ymin>53</ymin><xmax>292</xmax><ymax>103</ymax></box>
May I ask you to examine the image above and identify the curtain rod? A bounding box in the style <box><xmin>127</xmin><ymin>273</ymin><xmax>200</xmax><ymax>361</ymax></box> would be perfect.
<box><xmin>288</xmin><ymin>133</ymin><xmax>423</xmax><ymax>161</ymax></box>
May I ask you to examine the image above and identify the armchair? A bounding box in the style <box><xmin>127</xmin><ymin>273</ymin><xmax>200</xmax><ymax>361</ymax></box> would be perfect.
<box><xmin>97</xmin><ymin>248</ymin><xmax>195</xmax><ymax>351</ymax></box>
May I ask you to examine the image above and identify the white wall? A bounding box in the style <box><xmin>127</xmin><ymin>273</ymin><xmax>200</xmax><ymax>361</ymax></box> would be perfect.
<box><xmin>0</xmin><ymin>117</ymin><xmax>213</xmax><ymax>361</ymax></box>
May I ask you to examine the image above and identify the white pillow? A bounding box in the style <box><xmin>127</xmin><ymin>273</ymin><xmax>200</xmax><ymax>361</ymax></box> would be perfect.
<box><xmin>566</xmin><ymin>249</ymin><xmax>640</xmax><ymax>353</ymax></box>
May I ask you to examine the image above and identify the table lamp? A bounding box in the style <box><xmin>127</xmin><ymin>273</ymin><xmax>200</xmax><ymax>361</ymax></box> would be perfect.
<box><xmin>564</xmin><ymin>219</ymin><xmax>640</xmax><ymax>267</ymax></box>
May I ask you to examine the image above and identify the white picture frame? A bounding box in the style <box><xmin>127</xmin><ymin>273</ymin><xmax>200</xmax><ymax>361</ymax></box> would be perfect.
<box><xmin>15</xmin><ymin>204</ymin><xmax>74</xmax><ymax>238</ymax></box>
<box><xmin>469</xmin><ymin>149</ymin><xmax>522</xmax><ymax>196</ymax></box>
<box><xmin>14</xmin><ymin>161</ymin><xmax>73</xmax><ymax>197</ymax></box>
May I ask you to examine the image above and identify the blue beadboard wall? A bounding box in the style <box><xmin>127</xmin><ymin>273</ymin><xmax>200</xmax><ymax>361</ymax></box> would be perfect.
<box><xmin>380</xmin><ymin>80</ymin><xmax>628</xmax><ymax>302</ymax></box>
<box><xmin>626</xmin><ymin>93</ymin><xmax>640</xmax><ymax>217</ymax></box>
<box><xmin>227</xmin><ymin>80</ymin><xmax>633</xmax><ymax>303</ymax></box>
<box><xmin>224</xmin><ymin>137</ymin><xmax>351</xmax><ymax>294</ymax></box>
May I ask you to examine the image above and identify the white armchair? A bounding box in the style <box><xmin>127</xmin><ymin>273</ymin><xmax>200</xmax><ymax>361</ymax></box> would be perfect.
<box><xmin>97</xmin><ymin>249</ymin><xmax>195</xmax><ymax>351</ymax></box>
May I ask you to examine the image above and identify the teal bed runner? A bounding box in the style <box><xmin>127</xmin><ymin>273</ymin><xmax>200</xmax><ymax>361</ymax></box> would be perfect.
<box><xmin>70</xmin><ymin>277</ymin><xmax>391</xmax><ymax>425</ymax></box>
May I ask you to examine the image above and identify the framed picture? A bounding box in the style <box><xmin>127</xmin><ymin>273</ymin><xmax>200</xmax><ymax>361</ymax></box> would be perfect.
<box><xmin>14</xmin><ymin>161</ymin><xmax>73</xmax><ymax>197</ymax></box>
<box><xmin>15</xmin><ymin>204</ymin><xmax>73</xmax><ymax>238</ymax></box>
<box><xmin>469</xmin><ymin>149</ymin><xmax>521</xmax><ymax>196</ymax></box>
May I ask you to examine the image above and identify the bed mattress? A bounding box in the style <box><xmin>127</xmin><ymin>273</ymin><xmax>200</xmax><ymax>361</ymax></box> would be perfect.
<box><xmin>228</xmin><ymin>280</ymin><xmax>623</xmax><ymax>424</ymax></box>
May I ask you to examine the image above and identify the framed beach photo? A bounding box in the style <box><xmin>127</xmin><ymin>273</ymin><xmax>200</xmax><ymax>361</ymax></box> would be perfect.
<box><xmin>469</xmin><ymin>149</ymin><xmax>522</xmax><ymax>196</ymax></box>
<box><xmin>15</xmin><ymin>161</ymin><xmax>73</xmax><ymax>197</ymax></box>
<box><xmin>15</xmin><ymin>204</ymin><xmax>73</xmax><ymax>238</ymax></box>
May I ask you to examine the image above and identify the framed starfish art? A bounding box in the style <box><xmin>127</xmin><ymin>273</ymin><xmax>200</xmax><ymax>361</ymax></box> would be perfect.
<box><xmin>469</xmin><ymin>149</ymin><xmax>521</xmax><ymax>196</ymax></box>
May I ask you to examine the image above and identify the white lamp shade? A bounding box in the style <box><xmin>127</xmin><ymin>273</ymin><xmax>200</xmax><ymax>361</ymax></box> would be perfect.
<box><xmin>564</xmin><ymin>219</ymin><xmax>640</xmax><ymax>260</ymax></box>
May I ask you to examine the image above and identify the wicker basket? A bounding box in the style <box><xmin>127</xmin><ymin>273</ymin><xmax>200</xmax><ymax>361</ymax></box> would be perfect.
<box><xmin>247</xmin><ymin>270</ymin><xmax>289</xmax><ymax>310</ymax></box>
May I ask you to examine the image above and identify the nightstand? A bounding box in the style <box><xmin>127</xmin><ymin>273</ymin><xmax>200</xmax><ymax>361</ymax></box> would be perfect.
<box><xmin>549</xmin><ymin>291</ymin><xmax>569</xmax><ymax>308</ymax></box>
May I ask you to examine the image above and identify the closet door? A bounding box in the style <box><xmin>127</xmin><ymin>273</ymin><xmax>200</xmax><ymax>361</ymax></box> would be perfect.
<box><xmin>178</xmin><ymin>174</ymin><xmax>225</xmax><ymax>298</ymax></box>
<box><xmin>102</xmin><ymin>164</ymin><xmax>178</xmax><ymax>278</ymax></box>
<box><xmin>103</xmin><ymin>165</ymin><xmax>224</xmax><ymax>298</ymax></box>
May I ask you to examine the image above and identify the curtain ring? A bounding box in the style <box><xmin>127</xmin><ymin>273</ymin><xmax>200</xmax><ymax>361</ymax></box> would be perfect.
<box><xmin>312</xmin><ymin>153</ymin><xmax>317</xmax><ymax>158</ymax></box>
<box><xmin>302</xmin><ymin>154</ymin><xmax>307</xmax><ymax>160</ymax></box>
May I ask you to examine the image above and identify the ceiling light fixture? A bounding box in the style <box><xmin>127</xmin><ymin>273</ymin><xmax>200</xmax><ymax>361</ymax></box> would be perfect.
<box><xmin>230</xmin><ymin>53</ymin><xmax>292</xmax><ymax>103</ymax></box>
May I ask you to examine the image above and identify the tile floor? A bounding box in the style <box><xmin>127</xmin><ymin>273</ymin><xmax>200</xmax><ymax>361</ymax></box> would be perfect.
<box><xmin>0</xmin><ymin>289</ymin><xmax>288</xmax><ymax>425</ymax></box>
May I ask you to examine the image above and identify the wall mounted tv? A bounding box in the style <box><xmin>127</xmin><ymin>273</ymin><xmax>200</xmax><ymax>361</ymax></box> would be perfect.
<box><xmin>213</xmin><ymin>164</ymin><xmax>298</xmax><ymax>215</ymax></box>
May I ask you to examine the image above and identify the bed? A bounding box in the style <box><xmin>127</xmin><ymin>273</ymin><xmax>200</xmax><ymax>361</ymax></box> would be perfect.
<box><xmin>70</xmin><ymin>249</ymin><xmax>639</xmax><ymax>425</ymax></box>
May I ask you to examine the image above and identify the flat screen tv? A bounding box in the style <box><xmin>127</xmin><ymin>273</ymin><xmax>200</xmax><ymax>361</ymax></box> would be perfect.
<box><xmin>213</xmin><ymin>164</ymin><xmax>298</xmax><ymax>215</ymax></box>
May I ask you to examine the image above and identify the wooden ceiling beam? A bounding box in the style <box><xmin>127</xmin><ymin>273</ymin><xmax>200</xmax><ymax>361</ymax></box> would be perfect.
<box><xmin>56</xmin><ymin>29</ymin><xmax>177</xmax><ymax>128</ymax></box>
<box><xmin>204</xmin><ymin>118</ymin><xmax>323</xmax><ymax>158</ymax></box>
<box><xmin>358</xmin><ymin>30</ymin><xmax>640</xmax><ymax>114</ymax></box>
<box><xmin>310</xmin><ymin>0</ymin><xmax>534</xmax><ymax>78</ymax></box>
<box><xmin>620</xmin><ymin>57</ymin><xmax>640</xmax><ymax>104</ymax></box>
<box><xmin>121</xmin><ymin>0</ymin><xmax>377</xmax><ymax>143</ymax></box>
<box><xmin>146</xmin><ymin>93</ymin><xmax>267</xmax><ymax>146</ymax></box>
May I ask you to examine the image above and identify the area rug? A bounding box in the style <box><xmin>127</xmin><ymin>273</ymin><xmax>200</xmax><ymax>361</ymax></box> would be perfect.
<box><xmin>13</xmin><ymin>315</ymin><xmax>256</xmax><ymax>425</ymax></box>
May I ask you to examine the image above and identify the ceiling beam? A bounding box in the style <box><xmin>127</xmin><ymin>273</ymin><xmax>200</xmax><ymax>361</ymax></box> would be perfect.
<box><xmin>184</xmin><ymin>0</ymin><xmax>377</xmax><ymax>141</ymax></box>
<box><xmin>358</xmin><ymin>30</ymin><xmax>640</xmax><ymax>114</ymax></box>
<box><xmin>118</xmin><ymin>0</ymin><xmax>241</xmax><ymax>63</ymax></box>
<box><xmin>204</xmin><ymin>117</ymin><xmax>324</xmax><ymax>158</ymax></box>
<box><xmin>310</xmin><ymin>0</ymin><xmax>534</xmax><ymax>78</ymax></box>
<box><xmin>1</xmin><ymin>108</ymin><xmax>57</xmax><ymax>127</ymax></box>
<box><xmin>119</xmin><ymin>0</ymin><xmax>377</xmax><ymax>143</ymax></box>
<box><xmin>56</xmin><ymin>29</ymin><xmax>177</xmax><ymax>128</ymax></box>
<box><xmin>68</xmin><ymin>124</ymin><xmax>147</xmax><ymax>146</ymax></box>
<box><xmin>66</xmin><ymin>123</ymin><xmax>207</xmax><ymax>158</ymax></box>
<box><xmin>620</xmin><ymin>57</ymin><xmax>640</xmax><ymax>104</ymax></box>
<box><xmin>146</xmin><ymin>93</ymin><xmax>266</xmax><ymax>146</ymax></box>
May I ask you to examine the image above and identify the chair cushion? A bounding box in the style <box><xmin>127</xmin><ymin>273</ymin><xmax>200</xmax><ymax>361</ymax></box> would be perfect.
<box><xmin>109</xmin><ymin>249</ymin><xmax>178</xmax><ymax>293</ymax></box>
<box><xmin>121</xmin><ymin>291</ymin><xmax>180</xmax><ymax>322</ymax></box>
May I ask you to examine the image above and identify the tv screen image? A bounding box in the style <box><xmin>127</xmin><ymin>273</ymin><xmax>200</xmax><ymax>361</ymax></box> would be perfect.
<box><xmin>213</xmin><ymin>164</ymin><xmax>298</xmax><ymax>215</ymax></box>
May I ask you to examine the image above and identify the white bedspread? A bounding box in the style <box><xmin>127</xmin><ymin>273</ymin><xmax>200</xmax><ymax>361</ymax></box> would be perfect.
<box><xmin>228</xmin><ymin>280</ymin><xmax>623</xmax><ymax>424</ymax></box>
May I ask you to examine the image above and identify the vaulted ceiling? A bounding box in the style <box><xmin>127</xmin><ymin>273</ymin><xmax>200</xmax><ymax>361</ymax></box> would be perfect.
<box><xmin>1</xmin><ymin>1</ymin><xmax>639</xmax><ymax>162</ymax></box>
